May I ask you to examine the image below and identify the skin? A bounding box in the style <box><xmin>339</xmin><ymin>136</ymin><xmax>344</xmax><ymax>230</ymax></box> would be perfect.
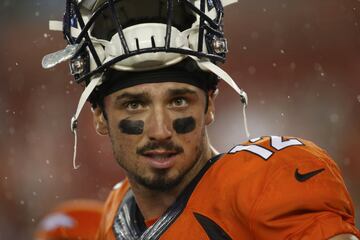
<box><xmin>93</xmin><ymin>82</ymin><xmax>217</xmax><ymax>220</ymax></box>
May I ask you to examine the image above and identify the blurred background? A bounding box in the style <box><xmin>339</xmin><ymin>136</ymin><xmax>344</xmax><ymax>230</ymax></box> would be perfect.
<box><xmin>0</xmin><ymin>0</ymin><xmax>359</xmax><ymax>239</ymax></box>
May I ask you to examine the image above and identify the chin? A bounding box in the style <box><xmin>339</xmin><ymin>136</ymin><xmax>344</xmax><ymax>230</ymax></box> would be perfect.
<box><xmin>135</xmin><ymin>171</ymin><xmax>185</xmax><ymax>192</ymax></box>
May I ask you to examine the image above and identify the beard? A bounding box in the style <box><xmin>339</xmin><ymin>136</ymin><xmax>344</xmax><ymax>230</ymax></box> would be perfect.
<box><xmin>130</xmin><ymin>167</ymin><xmax>187</xmax><ymax>192</ymax></box>
<box><xmin>110</xmin><ymin>136</ymin><xmax>204</xmax><ymax>192</ymax></box>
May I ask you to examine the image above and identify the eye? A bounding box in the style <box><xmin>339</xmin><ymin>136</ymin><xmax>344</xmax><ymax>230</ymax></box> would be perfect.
<box><xmin>125</xmin><ymin>101</ymin><xmax>144</xmax><ymax>111</ymax></box>
<box><xmin>171</xmin><ymin>97</ymin><xmax>188</xmax><ymax>108</ymax></box>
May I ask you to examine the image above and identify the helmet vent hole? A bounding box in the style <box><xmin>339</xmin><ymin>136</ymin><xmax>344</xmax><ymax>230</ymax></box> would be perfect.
<box><xmin>151</xmin><ymin>36</ymin><xmax>156</xmax><ymax>48</ymax></box>
<box><xmin>135</xmin><ymin>38</ymin><xmax>140</xmax><ymax>50</ymax></box>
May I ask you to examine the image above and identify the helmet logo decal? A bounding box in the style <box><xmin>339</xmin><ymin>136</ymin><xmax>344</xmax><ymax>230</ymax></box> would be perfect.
<box><xmin>38</xmin><ymin>213</ymin><xmax>75</xmax><ymax>231</ymax></box>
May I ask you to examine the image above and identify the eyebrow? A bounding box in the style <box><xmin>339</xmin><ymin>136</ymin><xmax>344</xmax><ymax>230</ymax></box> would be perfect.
<box><xmin>167</xmin><ymin>88</ymin><xmax>198</xmax><ymax>97</ymax></box>
<box><xmin>115</xmin><ymin>92</ymin><xmax>150</xmax><ymax>102</ymax></box>
<box><xmin>114</xmin><ymin>88</ymin><xmax>198</xmax><ymax>102</ymax></box>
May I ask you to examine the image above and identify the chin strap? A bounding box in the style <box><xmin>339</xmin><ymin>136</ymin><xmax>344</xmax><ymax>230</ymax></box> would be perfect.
<box><xmin>190</xmin><ymin>56</ymin><xmax>251</xmax><ymax>139</ymax></box>
<box><xmin>70</xmin><ymin>75</ymin><xmax>103</xmax><ymax>169</ymax></box>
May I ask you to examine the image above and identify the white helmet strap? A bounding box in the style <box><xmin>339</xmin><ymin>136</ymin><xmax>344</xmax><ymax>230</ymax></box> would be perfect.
<box><xmin>70</xmin><ymin>74</ymin><xmax>103</xmax><ymax>169</ymax></box>
<box><xmin>190</xmin><ymin>56</ymin><xmax>250</xmax><ymax>139</ymax></box>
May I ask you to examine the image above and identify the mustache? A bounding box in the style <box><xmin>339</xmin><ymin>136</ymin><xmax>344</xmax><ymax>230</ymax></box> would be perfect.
<box><xmin>136</xmin><ymin>141</ymin><xmax>184</xmax><ymax>155</ymax></box>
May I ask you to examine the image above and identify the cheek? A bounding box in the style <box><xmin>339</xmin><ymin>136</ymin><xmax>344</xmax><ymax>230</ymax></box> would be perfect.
<box><xmin>118</xmin><ymin>119</ymin><xmax>144</xmax><ymax>135</ymax></box>
<box><xmin>172</xmin><ymin>116</ymin><xmax>196</xmax><ymax>134</ymax></box>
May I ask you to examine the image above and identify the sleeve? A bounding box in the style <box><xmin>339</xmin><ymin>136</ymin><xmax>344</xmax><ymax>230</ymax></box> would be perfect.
<box><xmin>248</xmin><ymin>149</ymin><xmax>360</xmax><ymax>240</ymax></box>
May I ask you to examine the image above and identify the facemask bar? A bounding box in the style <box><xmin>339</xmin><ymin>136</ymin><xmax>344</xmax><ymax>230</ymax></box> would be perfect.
<box><xmin>63</xmin><ymin>0</ymin><xmax>228</xmax><ymax>84</ymax></box>
<box><xmin>165</xmin><ymin>0</ymin><xmax>174</xmax><ymax>49</ymax></box>
<box><xmin>64</xmin><ymin>0</ymin><xmax>102</xmax><ymax>69</ymax></box>
<box><xmin>108</xmin><ymin>0</ymin><xmax>130</xmax><ymax>54</ymax></box>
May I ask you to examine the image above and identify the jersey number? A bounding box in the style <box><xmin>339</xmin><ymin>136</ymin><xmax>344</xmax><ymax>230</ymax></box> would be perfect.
<box><xmin>229</xmin><ymin>136</ymin><xmax>304</xmax><ymax>160</ymax></box>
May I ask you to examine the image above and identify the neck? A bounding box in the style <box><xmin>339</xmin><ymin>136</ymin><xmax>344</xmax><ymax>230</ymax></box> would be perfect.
<box><xmin>128</xmin><ymin>140</ymin><xmax>217</xmax><ymax>221</ymax></box>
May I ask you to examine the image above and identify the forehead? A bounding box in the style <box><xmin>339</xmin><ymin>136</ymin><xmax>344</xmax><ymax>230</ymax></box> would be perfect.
<box><xmin>107</xmin><ymin>81</ymin><xmax>204</xmax><ymax>99</ymax></box>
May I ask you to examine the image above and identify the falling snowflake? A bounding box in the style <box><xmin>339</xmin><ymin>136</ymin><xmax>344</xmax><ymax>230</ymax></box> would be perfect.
<box><xmin>251</xmin><ymin>31</ymin><xmax>259</xmax><ymax>40</ymax></box>
<box><xmin>9</xmin><ymin>127</ymin><xmax>15</xmax><ymax>135</ymax></box>
<box><xmin>329</xmin><ymin>114</ymin><xmax>339</xmax><ymax>123</ymax></box>
<box><xmin>248</xmin><ymin>66</ymin><xmax>256</xmax><ymax>75</ymax></box>
<box><xmin>290</xmin><ymin>62</ymin><xmax>296</xmax><ymax>71</ymax></box>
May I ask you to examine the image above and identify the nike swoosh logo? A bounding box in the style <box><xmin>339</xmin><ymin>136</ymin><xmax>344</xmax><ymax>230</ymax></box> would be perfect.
<box><xmin>295</xmin><ymin>168</ymin><xmax>325</xmax><ymax>182</ymax></box>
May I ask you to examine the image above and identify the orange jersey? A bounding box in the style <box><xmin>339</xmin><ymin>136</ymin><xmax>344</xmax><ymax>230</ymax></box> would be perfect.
<box><xmin>97</xmin><ymin>136</ymin><xmax>360</xmax><ymax>240</ymax></box>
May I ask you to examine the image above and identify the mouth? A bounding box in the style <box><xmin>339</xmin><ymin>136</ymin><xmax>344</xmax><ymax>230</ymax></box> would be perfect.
<box><xmin>141</xmin><ymin>150</ymin><xmax>181</xmax><ymax>169</ymax></box>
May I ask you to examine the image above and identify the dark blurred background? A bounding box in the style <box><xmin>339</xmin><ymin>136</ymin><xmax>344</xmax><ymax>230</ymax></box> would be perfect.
<box><xmin>0</xmin><ymin>0</ymin><xmax>359</xmax><ymax>239</ymax></box>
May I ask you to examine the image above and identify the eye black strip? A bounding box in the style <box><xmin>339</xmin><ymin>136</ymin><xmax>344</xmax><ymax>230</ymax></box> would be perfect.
<box><xmin>173</xmin><ymin>117</ymin><xmax>196</xmax><ymax>134</ymax></box>
<box><xmin>119</xmin><ymin>119</ymin><xmax>144</xmax><ymax>135</ymax></box>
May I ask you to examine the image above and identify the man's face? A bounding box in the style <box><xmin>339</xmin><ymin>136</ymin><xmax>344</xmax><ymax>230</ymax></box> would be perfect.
<box><xmin>93</xmin><ymin>82</ymin><xmax>215</xmax><ymax>191</ymax></box>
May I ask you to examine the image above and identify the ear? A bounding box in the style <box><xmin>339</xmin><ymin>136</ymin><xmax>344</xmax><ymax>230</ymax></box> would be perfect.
<box><xmin>205</xmin><ymin>89</ymin><xmax>218</xmax><ymax>126</ymax></box>
<box><xmin>92</xmin><ymin>107</ymin><xmax>109</xmax><ymax>136</ymax></box>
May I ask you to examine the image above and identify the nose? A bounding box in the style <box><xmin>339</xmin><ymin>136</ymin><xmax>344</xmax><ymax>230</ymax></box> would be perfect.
<box><xmin>147</xmin><ymin>106</ymin><xmax>172</xmax><ymax>141</ymax></box>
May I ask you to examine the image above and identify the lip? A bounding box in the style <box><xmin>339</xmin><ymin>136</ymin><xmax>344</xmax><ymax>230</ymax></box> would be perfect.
<box><xmin>141</xmin><ymin>151</ymin><xmax>179</xmax><ymax>169</ymax></box>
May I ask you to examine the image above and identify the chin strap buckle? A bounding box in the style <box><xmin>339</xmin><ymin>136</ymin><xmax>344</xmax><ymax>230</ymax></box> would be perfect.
<box><xmin>71</xmin><ymin>116</ymin><xmax>78</xmax><ymax>133</ymax></box>
<box><xmin>212</xmin><ymin>36</ymin><xmax>228</xmax><ymax>54</ymax></box>
<box><xmin>71</xmin><ymin>116</ymin><xmax>80</xmax><ymax>170</ymax></box>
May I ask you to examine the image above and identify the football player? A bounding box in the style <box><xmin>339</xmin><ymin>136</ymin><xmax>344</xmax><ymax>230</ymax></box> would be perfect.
<box><xmin>42</xmin><ymin>0</ymin><xmax>360</xmax><ymax>239</ymax></box>
<box><xmin>34</xmin><ymin>199</ymin><xmax>103</xmax><ymax>240</ymax></box>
